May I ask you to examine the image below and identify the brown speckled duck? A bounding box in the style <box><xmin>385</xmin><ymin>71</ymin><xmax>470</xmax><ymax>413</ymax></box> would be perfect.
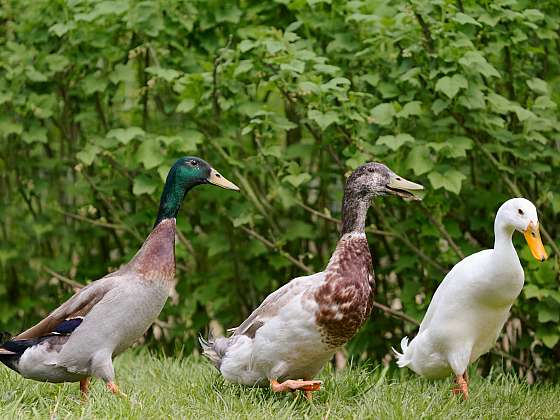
<box><xmin>0</xmin><ymin>157</ymin><xmax>239</xmax><ymax>398</ymax></box>
<box><xmin>201</xmin><ymin>162</ymin><xmax>423</xmax><ymax>398</ymax></box>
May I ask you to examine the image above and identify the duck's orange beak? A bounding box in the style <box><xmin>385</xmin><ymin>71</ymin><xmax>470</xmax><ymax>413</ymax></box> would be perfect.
<box><xmin>523</xmin><ymin>222</ymin><xmax>548</xmax><ymax>262</ymax></box>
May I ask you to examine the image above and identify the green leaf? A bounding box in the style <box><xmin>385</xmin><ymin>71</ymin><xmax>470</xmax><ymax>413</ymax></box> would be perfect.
<box><xmin>133</xmin><ymin>175</ymin><xmax>159</xmax><ymax>196</ymax></box>
<box><xmin>453</xmin><ymin>13</ymin><xmax>482</xmax><ymax>27</ymax></box>
<box><xmin>238</xmin><ymin>40</ymin><xmax>255</xmax><ymax>52</ymax></box>
<box><xmin>397</xmin><ymin>101</ymin><xmax>423</xmax><ymax>118</ymax></box>
<box><xmin>511</xmin><ymin>105</ymin><xmax>536</xmax><ymax>122</ymax></box>
<box><xmin>527</xmin><ymin>78</ymin><xmax>548</xmax><ymax>95</ymax></box>
<box><xmin>82</xmin><ymin>74</ymin><xmax>107</xmax><ymax>96</ymax></box>
<box><xmin>377</xmin><ymin>133</ymin><xmax>415</xmax><ymax>151</ymax></box>
<box><xmin>537</xmin><ymin>302</ymin><xmax>559</xmax><ymax>323</ymax></box>
<box><xmin>234</xmin><ymin>60</ymin><xmax>253</xmax><ymax>77</ymax></box>
<box><xmin>458</xmin><ymin>85</ymin><xmax>485</xmax><ymax>110</ymax></box>
<box><xmin>435</xmin><ymin>74</ymin><xmax>468</xmax><ymax>99</ymax></box>
<box><xmin>537</xmin><ymin>326</ymin><xmax>560</xmax><ymax>349</ymax></box>
<box><xmin>487</xmin><ymin>93</ymin><xmax>511</xmax><ymax>114</ymax></box>
<box><xmin>406</xmin><ymin>145</ymin><xmax>433</xmax><ymax>175</ymax></box>
<box><xmin>283</xmin><ymin>173</ymin><xmax>311</xmax><ymax>188</ymax></box>
<box><xmin>0</xmin><ymin>118</ymin><xmax>23</xmax><ymax>137</ymax></box>
<box><xmin>146</xmin><ymin>67</ymin><xmax>181</xmax><ymax>82</ymax></box>
<box><xmin>369</xmin><ymin>103</ymin><xmax>395</xmax><ymax>126</ymax></box>
<box><xmin>76</xmin><ymin>144</ymin><xmax>101</xmax><ymax>166</ymax></box>
<box><xmin>107</xmin><ymin>127</ymin><xmax>145</xmax><ymax>145</ymax></box>
<box><xmin>533</xmin><ymin>96</ymin><xmax>556</xmax><ymax>110</ymax></box>
<box><xmin>137</xmin><ymin>138</ymin><xmax>164</xmax><ymax>169</ymax></box>
<box><xmin>175</xmin><ymin>129</ymin><xmax>204</xmax><ymax>153</ymax></box>
<box><xmin>110</xmin><ymin>63</ymin><xmax>136</xmax><ymax>84</ymax></box>
<box><xmin>431</xmin><ymin>99</ymin><xmax>449</xmax><ymax>115</ymax></box>
<box><xmin>428</xmin><ymin>169</ymin><xmax>466</xmax><ymax>194</ymax></box>
<box><xmin>49</xmin><ymin>22</ymin><xmax>76</xmax><ymax>37</ymax></box>
<box><xmin>459</xmin><ymin>51</ymin><xmax>501</xmax><ymax>78</ymax></box>
<box><xmin>445</xmin><ymin>136</ymin><xmax>473</xmax><ymax>158</ymax></box>
<box><xmin>22</xmin><ymin>126</ymin><xmax>47</xmax><ymax>144</ymax></box>
<box><xmin>176</xmin><ymin>98</ymin><xmax>196</xmax><ymax>113</ymax></box>
<box><xmin>282</xmin><ymin>221</ymin><xmax>314</xmax><ymax>241</ymax></box>
<box><xmin>308</xmin><ymin>110</ymin><xmax>339</xmax><ymax>130</ymax></box>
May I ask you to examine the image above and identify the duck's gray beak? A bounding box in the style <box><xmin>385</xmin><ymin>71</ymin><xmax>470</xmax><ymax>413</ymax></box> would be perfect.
<box><xmin>208</xmin><ymin>168</ymin><xmax>240</xmax><ymax>191</ymax></box>
<box><xmin>386</xmin><ymin>174</ymin><xmax>424</xmax><ymax>200</ymax></box>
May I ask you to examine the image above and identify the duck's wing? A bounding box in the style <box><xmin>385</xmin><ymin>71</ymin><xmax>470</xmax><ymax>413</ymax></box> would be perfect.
<box><xmin>13</xmin><ymin>274</ymin><xmax>119</xmax><ymax>341</ymax></box>
<box><xmin>231</xmin><ymin>271</ymin><xmax>324</xmax><ymax>338</ymax></box>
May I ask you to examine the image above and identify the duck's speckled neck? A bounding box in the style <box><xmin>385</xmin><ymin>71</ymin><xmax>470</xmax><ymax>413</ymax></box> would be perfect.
<box><xmin>314</xmin><ymin>233</ymin><xmax>374</xmax><ymax>347</ymax></box>
<box><xmin>129</xmin><ymin>218</ymin><xmax>176</xmax><ymax>283</ymax></box>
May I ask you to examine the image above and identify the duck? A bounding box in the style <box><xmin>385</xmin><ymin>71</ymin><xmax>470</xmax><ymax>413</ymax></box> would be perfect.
<box><xmin>200</xmin><ymin>162</ymin><xmax>423</xmax><ymax>398</ymax></box>
<box><xmin>0</xmin><ymin>156</ymin><xmax>239</xmax><ymax>397</ymax></box>
<box><xmin>394</xmin><ymin>197</ymin><xmax>548</xmax><ymax>400</ymax></box>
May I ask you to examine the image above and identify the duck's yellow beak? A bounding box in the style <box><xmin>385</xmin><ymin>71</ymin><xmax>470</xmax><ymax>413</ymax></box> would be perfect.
<box><xmin>523</xmin><ymin>222</ymin><xmax>547</xmax><ymax>262</ymax></box>
<box><xmin>207</xmin><ymin>168</ymin><xmax>240</xmax><ymax>191</ymax></box>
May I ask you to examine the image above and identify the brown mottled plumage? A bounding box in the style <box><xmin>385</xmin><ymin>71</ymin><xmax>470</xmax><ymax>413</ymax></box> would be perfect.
<box><xmin>201</xmin><ymin>162</ymin><xmax>423</xmax><ymax>398</ymax></box>
<box><xmin>314</xmin><ymin>235</ymin><xmax>374</xmax><ymax>347</ymax></box>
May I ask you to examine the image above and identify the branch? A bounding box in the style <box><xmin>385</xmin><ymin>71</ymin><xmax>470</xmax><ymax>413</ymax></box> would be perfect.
<box><xmin>54</xmin><ymin>209</ymin><xmax>125</xmax><ymax>230</ymax></box>
<box><xmin>372</xmin><ymin>301</ymin><xmax>419</xmax><ymax>326</ymax></box>
<box><xmin>420</xmin><ymin>204</ymin><xmax>465</xmax><ymax>259</ymax></box>
<box><xmin>412</xmin><ymin>8</ymin><xmax>435</xmax><ymax>54</ymax></box>
<box><xmin>42</xmin><ymin>266</ymin><xmax>83</xmax><ymax>291</ymax></box>
<box><xmin>237</xmin><ymin>224</ymin><xmax>312</xmax><ymax>274</ymax></box>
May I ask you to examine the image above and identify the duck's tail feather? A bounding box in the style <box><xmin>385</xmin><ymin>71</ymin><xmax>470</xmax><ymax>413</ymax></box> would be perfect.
<box><xmin>199</xmin><ymin>332</ymin><xmax>231</xmax><ymax>370</ymax></box>
<box><xmin>392</xmin><ymin>336</ymin><xmax>412</xmax><ymax>368</ymax></box>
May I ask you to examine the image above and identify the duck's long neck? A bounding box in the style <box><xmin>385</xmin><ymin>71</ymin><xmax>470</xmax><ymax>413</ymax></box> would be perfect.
<box><xmin>340</xmin><ymin>191</ymin><xmax>370</xmax><ymax>236</ymax></box>
<box><xmin>154</xmin><ymin>167</ymin><xmax>195</xmax><ymax>227</ymax></box>
<box><xmin>493</xmin><ymin>214</ymin><xmax>517</xmax><ymax>260</ymax></box>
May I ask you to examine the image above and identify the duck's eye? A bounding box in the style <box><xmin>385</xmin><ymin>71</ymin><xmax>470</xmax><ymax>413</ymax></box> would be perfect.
<box><xmin>518</xmin><ymin>209</ymin><xmax>524</xmax><ymax>215</ymax></box>
<box><xmin>190</xmin><ymin>160</ymin><xmax>198</xmax><ymax>166</ymax></box>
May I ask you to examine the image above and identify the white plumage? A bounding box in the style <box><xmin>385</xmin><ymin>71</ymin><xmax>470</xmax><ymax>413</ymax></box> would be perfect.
<box><xmin>394</xmin><ymin>198</ymin><xmax>547</xmax><ymax>399</ymax></box>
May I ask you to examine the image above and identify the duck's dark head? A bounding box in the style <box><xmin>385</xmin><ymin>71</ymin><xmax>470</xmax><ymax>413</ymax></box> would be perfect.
<box><xmin>171</xmin><ymin>157</ymin><xmax>240</xmax><ymax>191</ymax></box>
<box><xmin>154</xmin><ymin>156</ymin><xmax>239</xmax><ymax>227</ymax></box>
<box><xmin>345</xmin><ymin>162</ymin><xmax>423</xmax><ymax>202</ymax></box>
<box><xmin>341</xmin><ymin>162</ymin><xmax>423</xmax><ymax>235</ymax></box>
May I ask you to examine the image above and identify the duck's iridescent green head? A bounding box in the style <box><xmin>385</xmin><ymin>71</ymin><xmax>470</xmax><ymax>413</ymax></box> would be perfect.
<box><xmin>154</xmin><ymin>156</ymin><xmax>239</xmax><ymax>227</ymax></box>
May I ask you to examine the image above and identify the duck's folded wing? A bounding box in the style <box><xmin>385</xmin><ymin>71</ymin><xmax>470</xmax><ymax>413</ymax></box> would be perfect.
<box><xmin>14</xmin><ymin>276</ymin><xmax>118</xmax><ymax>340</ymax></box>
<box><xmin>232</xmin><ymin>272</ymin><xmax>324</xmax><ymax>338</ymax></box>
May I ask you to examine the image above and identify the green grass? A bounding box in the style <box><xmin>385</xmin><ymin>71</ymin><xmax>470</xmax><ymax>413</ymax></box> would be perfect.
<box><xmin>0</xmin><ymin>351</ymin><xmax>559</xmax><ymax>419</ymax></box>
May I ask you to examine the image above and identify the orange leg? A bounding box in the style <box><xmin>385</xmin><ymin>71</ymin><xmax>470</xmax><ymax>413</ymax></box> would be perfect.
<box><xmin>80</xmin><ymin>377</ymin><xmax>90</xmax><ymax>399</ymax></box>
<box><xmin>270</xmin><ymin>378</ymin><xmax>322</xmax><ymax>398</ymax></box>
<box><xmin>451</xmin><ymin>374</ymin><xmax>469</xmax><ymax>400</ymax></box>
<box><xmin>106</xmin><ymin>381</ymin><xmax>127</xmax><ymax>398</ymax></box>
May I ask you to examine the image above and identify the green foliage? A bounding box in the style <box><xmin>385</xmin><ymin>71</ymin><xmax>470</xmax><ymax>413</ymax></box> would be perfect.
<box><xmin>1</xmin><ymin>0</ymin><xmax>559</xmax><ymax>377</ymax></box>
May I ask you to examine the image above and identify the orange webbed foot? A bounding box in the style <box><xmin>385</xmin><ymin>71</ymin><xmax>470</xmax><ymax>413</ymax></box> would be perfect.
<box><xmin>451</xmin><ymin>374</ymin><xmax>468</xmax><ymax>400</ymax></box>
<box><xmin>270</xmin><ymin>378</ymin><xmax>322</xmax><ymax>396</ymax></box>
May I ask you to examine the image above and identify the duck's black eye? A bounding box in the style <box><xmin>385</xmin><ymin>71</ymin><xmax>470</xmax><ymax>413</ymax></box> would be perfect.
<box><xmin>189</xmin><ymin>160</ymin><xmax>198</xmax><ymax>166</ymax></box>
<box><xmin>518</xmin><ymin>209</ymin><xmax>524</xmax><ymax>215</ymax></box>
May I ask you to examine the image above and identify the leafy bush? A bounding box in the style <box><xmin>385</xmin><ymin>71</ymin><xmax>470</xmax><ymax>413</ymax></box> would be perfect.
<box><xmin>0</xmin><ymin>0</ymin><xmax>558</xmax><ymax>378</ymax></box>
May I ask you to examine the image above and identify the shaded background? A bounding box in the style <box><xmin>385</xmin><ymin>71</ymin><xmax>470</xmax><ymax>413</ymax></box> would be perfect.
<box><xmin>0</xmin><ymin>0</ymin><xmax>558</xmax><ymax>381</ymax></box>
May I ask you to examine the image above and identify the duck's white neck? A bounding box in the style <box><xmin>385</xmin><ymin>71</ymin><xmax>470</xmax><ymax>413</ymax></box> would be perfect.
<box><xmin>493</xmin><ymin>214</ymin><xmax>517</xmax><ymax>260</ymax></box>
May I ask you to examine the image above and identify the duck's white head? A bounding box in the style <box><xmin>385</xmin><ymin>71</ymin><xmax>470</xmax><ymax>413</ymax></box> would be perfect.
<box><xmin>496</xmin><ymin>197</ymin><xmax>548</xmax><ymax>261</ymax></box>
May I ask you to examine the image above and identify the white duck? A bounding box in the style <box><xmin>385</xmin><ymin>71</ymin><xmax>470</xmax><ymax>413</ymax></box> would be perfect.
<box><xmin>394</xmin><ymin>197</ymin><xmax>548</xmax><ymax>399</ymax></box>
<box><xmin>201</xmin><ymin>162</ymin><xmax>424</xmax><ymax>398</ymax></box>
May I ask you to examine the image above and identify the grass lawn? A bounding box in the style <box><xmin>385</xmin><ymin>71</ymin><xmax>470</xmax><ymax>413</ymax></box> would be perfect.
<box><xmin>0</xmin><ymin>351</ymin><xmax>558</xmax><ymax>419</ymax></box>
